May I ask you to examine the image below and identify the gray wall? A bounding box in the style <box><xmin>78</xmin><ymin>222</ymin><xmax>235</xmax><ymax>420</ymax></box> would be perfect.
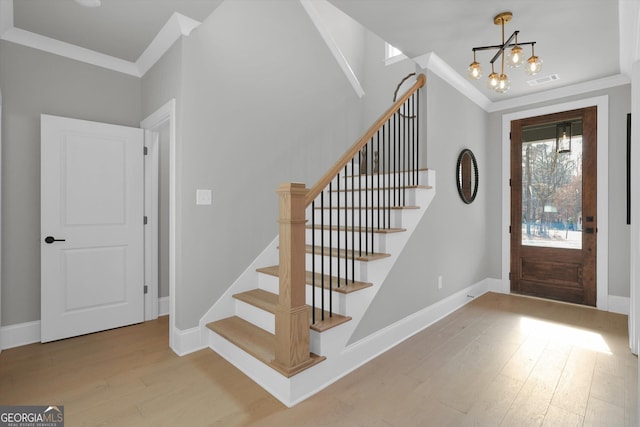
<box><xmin>0</xmin><ymin>41</ymin><xmax>142</xmax><ymax>326</ymax></box>
<box><xmin>174</xmin><ymin>0</ymin><xmax>367</xmax><ymax>329</ymax></box>
<box><xmin>351</xmin><ymin>70</ymin><xmax>491</xmax><ymax>342</ymax></box>
<box><xmin>487</xmin><ymin>84</ymin><xmax>632</xmax><ymax>298</ymax></box>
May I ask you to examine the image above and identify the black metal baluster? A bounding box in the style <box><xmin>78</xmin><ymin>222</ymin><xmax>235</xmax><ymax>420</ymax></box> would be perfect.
<box><xmin>365</xmin><ymin>140</ymin><xmax>369</xmax><ymax>256</ymax></box>
<box><xmin>387</xmin><ymin>118</ymin><xmax>391</xmax><ymax>230</ymax></box>
<box><xmin>358</xmin><ymin>150</ymin><xmax>362</xmax><ymax>257</ymax></box>
<box><xmin>329</xmin><ymin>181</ymin><xmax>333</xmax><ymax>318</ymax></box>
<box><xmin>337</xmin><ymin>172</ymin><xmax>340</xmax><ymax>291</ymax></box>
<box><xmin>351</xmin><ymin>158</ymin><xmax>355</xmax><ymax>284</ymax></box>
<box><xmin>320</xmin><ymin>190</ymin><xmax>325</xmax><ymax>321</ymax></box>
<box><xmin>393</xmin><ymin>112</ymin><xmax>400</xmax><ymax>206</ymax></box>
<box><xmin>370</xmin><ymin>138</ymin><xmax>374</xmax><ymax>253</ymax></box>
<box><xmin>416</xmin><ymin>91</ymin><xmax>420</xmax><ymax>184</ymax></box>
<box><xmin>311</xmin><ymin>200</ymin><xmax>315</xmax><ymax>325</ymax></box>
<box><xmin>402</xmin><ymin>101</ymin><xmax>406</xmax><ymax>207</ymax></box>
<box><xmin>377</xmin><ymin>130</ymin><xmax>381</xmax><ymax>231</ymax></box>
<box><xmin>344</xmin><ymin>165</ymin><xmax>348</xmax><ymax>287</ymax></box>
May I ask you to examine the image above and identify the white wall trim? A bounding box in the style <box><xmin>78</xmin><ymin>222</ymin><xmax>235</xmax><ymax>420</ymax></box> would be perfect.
<box><xmin>501</xmin><ymin>96</ymin><xmax>609</xmax><ymax>310</ymax></box>
<box><xmin>0</xmin><ymin>9</ymin><xmax>199</xmax><ymax>78</ymax></box>
<box><xmin>136</xmin><ymin>12</ymin><xmax>200</xmax><ymax>77</ymax></box>
<box><xmin>172</xmin><ymin>326</ymin><xmax>205</xmax><ymax>356</ymax></box>
<box><xmin>158</xmin><ymin>296</ymin><xmax>170</xmax><ymax>317</ymax></box>
<box><xmin>300</xmin><ymin>0</ymin><xmax>365</xmax><ymax>98</ymax></box>
<box><xmin>619</xmin><ymin>0</ymin><xmax>640</xmax><ymax>77</ymax></box>
<box><xmin>609</xmin><ymin>295</ymin><xmax>630</xmax><ymax>316</ymax></box>
<box><xmin>1</xmin><ymin>321</ymin><xmax>40</xmax><ymax>350</ymax></box>
<box><xmin>141</xmin><ymin>99</ymin><xmax>177</xmax><ymax>352</ymax></box>
<box><xmin>413</xmin><ymin>51</ymin><xmax>491</xmax><ymax>111</ymax></box>
<box><xmin>629</xmin><ymin>60</ymin><xmax>640</xmax><ymax>355</ymax></box>
<box><xmin>488</xmin><ymin>74</ymin><xmax>630</xmax><ymax>113</ymax></box>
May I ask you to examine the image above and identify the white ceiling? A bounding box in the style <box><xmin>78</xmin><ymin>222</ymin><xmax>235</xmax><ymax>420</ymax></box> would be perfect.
<box><xmin>0</xmin><ymin>0</ymin><xmax>638</xmax><ymax>105</ymax></box>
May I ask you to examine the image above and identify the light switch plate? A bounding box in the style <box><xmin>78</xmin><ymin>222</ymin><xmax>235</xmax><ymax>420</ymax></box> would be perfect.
<box><xmin>196</xmin><ymin>189</ymin><xmax>212</xmax><ymax>205</ymax></box>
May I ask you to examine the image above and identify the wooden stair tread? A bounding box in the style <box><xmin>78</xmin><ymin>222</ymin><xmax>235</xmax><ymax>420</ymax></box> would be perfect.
<box><xmin>233</xmin><ymin>289</ymin><xmax>277</xmax><ymax>312</ymax></box>
<box><xmin>329</xmin><ymin>185</ymin><xmax>432</xmax><ymax>192</ymax></box>
<box><xmin>343</xmin><ymin>167</ymin><xmax>430</xmax><ymax>178</ymax></box>
<box><xmin>314</xmin><ymin>205</ymin><xmax>420</xmax><ymax>210</ymax></box>
<box><xmin>306</xmin><ymin>224</ymin><xmax>406</xmax><ymax>234</ymax></box>
<box><xmin>233</xmin><ymin>289</ymin><xmax>352</xmax><ymax>332</ymax></box>
<box><xmin>206</xmin><ymin>316</ymin><xmax>325</xmax><ymax>377</ymax></box>
<box><xmin>305</xmin><ymin>245</ymin><xmax>391</xmax><ymax>261</ymax></box>
<box><xmin>257</xmin><ymin>265</ymin><xmax>372</xmax><ymax>294</ymax></box>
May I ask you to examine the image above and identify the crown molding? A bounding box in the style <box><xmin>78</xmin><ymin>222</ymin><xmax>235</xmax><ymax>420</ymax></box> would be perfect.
<box><xmin>487</xmin><ymin>74</ymin><xmax>630</xmax><ymax>112</ymax></box>
<box><xmin>413</xmin><ymin>51</ymin><xmax>492</xmax><ymax>111</ymax></box>
<box><xmin>137</xmin><ymin>12</ymin><xmax>200</xmax><ymax>76</ymax></box>
<box><xmin>0</xmin><ymin>1</ymin><xmax>200</xmax><ymax>78</ymax></box>
<box><xmin>413</xmin><ymin>51</ymin><xmax>629</xmax><ymax>114</ymax></box>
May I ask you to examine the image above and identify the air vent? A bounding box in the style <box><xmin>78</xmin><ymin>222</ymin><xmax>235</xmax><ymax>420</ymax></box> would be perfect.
<box><xmin>527</xmin><ymin>74</ymin><xmax>560</xmax><ymax>86</ymax></box>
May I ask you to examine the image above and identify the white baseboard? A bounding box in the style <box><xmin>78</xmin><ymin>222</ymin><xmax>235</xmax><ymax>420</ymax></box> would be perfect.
<box><xmin>158</xmin><ymin>296</ymin><xmax>169</xmax><ymax>316</ymax></box>
<box><xmin>608</xmin><ymin>295</ymin><xmax>630</xmax><ymax>315</ymax></box>
<box><xmin>1</xmin><ymin>320</ymin><xmax>41</xmax><ymax>350</ymax></box>
<box><xmin>171</xmin><ymin>326</ymin><xmax>205</xmax><ymax>356</ymax></box>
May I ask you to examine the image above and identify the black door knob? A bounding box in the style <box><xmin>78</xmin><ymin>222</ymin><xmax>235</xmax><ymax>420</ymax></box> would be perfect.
<box><xmin>44</xmin><ymin>236</ymin><xmax>66</xmax><ymax>244</ymax></box>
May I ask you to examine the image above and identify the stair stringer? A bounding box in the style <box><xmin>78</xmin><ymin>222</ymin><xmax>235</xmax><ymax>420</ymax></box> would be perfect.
<box><xmin>202</xmin><ymin>170</ymin><xmax>441</xmax><ymax>407</ymax></box>
<box><xmin>307</xmin><ymin>170</ymin><xmax>436</xmax><ymax>357</ymax></box>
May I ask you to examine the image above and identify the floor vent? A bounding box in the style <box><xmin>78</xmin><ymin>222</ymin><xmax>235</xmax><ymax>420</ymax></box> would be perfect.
<box><xmin>527</xmin><ymin>74</ymin><xmax>560</xmax><ymax>86</ymax></box>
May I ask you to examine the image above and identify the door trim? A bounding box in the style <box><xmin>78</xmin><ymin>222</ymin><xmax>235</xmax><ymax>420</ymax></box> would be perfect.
<box><xmin>141</xmin><ymin>99</ymin><xmax>177</xmax><ymax>352</ymax></box>
<box><xmin>501</xmin><ymin>95</ymin><xmax>609</xmax><ymax>311</ymax></box>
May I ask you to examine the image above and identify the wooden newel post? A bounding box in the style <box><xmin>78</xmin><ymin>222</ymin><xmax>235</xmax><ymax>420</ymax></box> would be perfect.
<box><xmin>272</xmin><ymin>183</ymin><xmax>314</xmax><ymax>376</ymax></box>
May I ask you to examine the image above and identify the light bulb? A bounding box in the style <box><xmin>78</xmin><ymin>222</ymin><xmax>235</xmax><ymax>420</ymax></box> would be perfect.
<box><xmin>487</xmin><ymin>72</ymin><xmax>499</xmax><ymax>89</ymax></box>
<box><xmin>507</xmin><ymin>45</ymin><xmax>524</xmax><ymax>68</ymax></box>
<box><xmin>494</xmin><ymin>74</ymin><xmax>511</xmax><ymax>93</ymax></box>
<box><xmin>526</xmin><ymin>55</ymin><xmax>542</xmax><ymax>75</ymax></box>
<box><xmin>467</xmin><ymin>61</ymin><xmax>482</xmax><ymax>80</ymax></box>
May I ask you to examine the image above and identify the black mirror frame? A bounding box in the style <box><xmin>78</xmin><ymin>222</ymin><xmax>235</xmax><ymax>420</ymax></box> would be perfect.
<box><xmin>456</xmin><ymin>149</ymin><xmax>479</xmax><ymax>204</ymax></box>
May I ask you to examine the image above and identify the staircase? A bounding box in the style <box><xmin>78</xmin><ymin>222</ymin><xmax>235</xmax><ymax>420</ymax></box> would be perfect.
<box><xmin>200</xmin><ymin>74</ymin><xmax>436</xmax><ymax>405</ymax></box>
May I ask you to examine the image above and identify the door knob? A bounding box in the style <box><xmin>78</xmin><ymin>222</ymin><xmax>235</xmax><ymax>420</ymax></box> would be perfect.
<box><xmin>44</xmin><ymin>236</ymin><xmax>66</xmax><ymax>244</ymax></box>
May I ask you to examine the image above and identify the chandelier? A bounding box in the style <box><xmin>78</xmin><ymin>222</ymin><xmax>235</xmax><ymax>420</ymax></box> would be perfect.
<box><xmin>467</xmin><ymin>12</ymin><xmax>542</xmax><ymax>94</ymax></box>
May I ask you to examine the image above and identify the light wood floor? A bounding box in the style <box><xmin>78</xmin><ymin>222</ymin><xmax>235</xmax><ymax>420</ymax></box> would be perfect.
<box><xmin>0</xmin><ymin>292</ymin><xmax>636</xmax><ymax>426</ymax></box>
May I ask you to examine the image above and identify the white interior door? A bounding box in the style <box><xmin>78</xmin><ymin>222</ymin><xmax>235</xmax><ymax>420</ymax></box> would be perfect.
<box><xmin>41</xmin><ymin>114</ymin><xmax>144</xmax><ymax>343</ymax></box>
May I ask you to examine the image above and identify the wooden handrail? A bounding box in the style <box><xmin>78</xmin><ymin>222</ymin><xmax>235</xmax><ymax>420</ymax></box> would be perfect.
<box><xmin>305</xmin><ymin>73</ymin><xmax>426</xmax><ymax>206</ymax></box>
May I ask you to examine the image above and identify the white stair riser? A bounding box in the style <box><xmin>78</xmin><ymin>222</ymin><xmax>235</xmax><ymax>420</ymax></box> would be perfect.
<box><xmin>305</xmin><ymin>253</ymin><xmax>369</xmax><ymax>282</ymax></box>
<box><xmin>306</xmin><ymin>286</ymin><xmax>349</xmax><ymax>315</ymax></box>
<box><xmin>258</xmin><ymin>273</ymin><xmax>280</xmax><ymax>294</ymax></box>
<box><xmin>235</xmin><ymin>299</ymin><xmax>275</xmax><ymax>334</ymax></box>
<box><xmin>258</xmin><ymin>269</ymin><xmax>369</xmax><ymax>297</ymax></box>
<box><xmin>314</xmin><ymin>188</ymin><xmax>417</xmax><ymax>207</ymax></box>
<box><xmin>305</xmin><ymin>229</ymin><xmax>388</xmax><ymax>253</ymax></box>
<box><xmin>310</xmin><ymin>208</ymin><xmax>404</xmax><ymax>228</ymax></box>
<box><xmin>329</xmin><ymin>171</ymin><xmax>428</xmax><ymax>190</ymax></box>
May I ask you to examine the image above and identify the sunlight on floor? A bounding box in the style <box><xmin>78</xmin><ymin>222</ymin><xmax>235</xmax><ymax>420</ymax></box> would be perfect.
<box><xmin>520</xmin><ymin>316</ymin><xmax>612</xmax><ymax>355</ymax></box>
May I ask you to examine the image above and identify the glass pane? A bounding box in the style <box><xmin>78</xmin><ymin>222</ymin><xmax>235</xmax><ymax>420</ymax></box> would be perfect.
<box><xmin>521</xmin><ymin>121</ymin><xmax>582</xmax><ymax>249</ymax></box>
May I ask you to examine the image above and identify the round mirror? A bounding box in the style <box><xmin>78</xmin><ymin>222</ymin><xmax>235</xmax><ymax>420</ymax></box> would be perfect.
<box><xmin>456</xmin><ymin>149</ymin><xmax>478</xmax><ymax>204</ymax></box>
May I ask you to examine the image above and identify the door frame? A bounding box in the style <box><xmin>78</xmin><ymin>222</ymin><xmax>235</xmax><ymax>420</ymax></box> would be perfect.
<box><xmin>500</xmin><ymin>95</ymin><xmax>609</xmax><ymax>311</ymax></box>
<box><xmin>141</xmin><ymin>99</ymin><xmax>177</xmax><ymax>350</ymax></box>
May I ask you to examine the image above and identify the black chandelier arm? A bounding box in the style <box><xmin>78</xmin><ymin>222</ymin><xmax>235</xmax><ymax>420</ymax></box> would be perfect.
<box><xmin>471</xmin><ymin>28</ymin><xmax>537</xmax><ymax>64</ymax></box>
<box><xmin>472</xmin><ymin>41</ymin><xmax>536</xmax><ymax>53</ymax></box>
